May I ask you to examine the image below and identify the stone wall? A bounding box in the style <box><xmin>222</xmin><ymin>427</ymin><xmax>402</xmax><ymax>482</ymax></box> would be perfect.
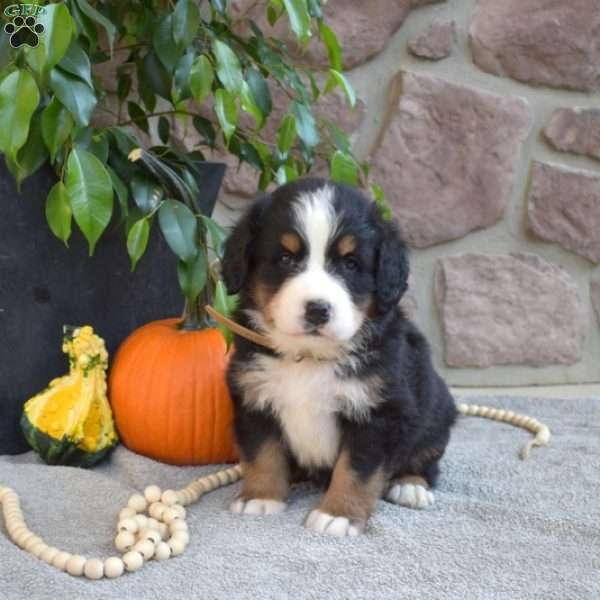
<box><xmin>213</xmin><ymin>0</ymin><xmax>600</xmax><ymax>386</ymax></box>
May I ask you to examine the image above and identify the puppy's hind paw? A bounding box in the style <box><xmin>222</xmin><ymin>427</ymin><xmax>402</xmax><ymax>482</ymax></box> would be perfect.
<box><xmin>386</xmin><ymin>483</ymin><xmax>434</xmax><ymax>509</ymax></box>
<box><xmin>305</xmin><ymin>509</ymin><xmax>363</xmax><ymax>537</ymax></box>
<box><xmin>230</xmin><ymin>498</ymin><xmax>287</xmax><ymax>515</ymax></box>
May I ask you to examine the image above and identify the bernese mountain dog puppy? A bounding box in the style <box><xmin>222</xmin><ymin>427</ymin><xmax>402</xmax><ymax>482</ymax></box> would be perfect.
<box><xmin>222</xmin><ymin>178</ymin><xmax>456</xmax><ymax>537</ymax></box>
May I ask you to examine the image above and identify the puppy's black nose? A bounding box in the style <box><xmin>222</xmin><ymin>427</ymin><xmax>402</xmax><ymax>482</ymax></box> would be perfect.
<box><xmin>304</xmin><ymin>300</ymin><xmax>331</xmax><ymax>327</ymax></box>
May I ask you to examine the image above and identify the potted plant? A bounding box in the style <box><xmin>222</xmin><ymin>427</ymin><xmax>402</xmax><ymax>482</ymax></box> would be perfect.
<box><xmin>0</xmin><ymin>0</ymin><xmax>389</xmax><ymax>457</ymax></box>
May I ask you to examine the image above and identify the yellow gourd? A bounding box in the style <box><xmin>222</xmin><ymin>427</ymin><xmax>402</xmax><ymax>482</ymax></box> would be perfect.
<box><xmin>21</xmin><ymin>326</ymin><xmax>118</xmax><ymax>467</ymax></box>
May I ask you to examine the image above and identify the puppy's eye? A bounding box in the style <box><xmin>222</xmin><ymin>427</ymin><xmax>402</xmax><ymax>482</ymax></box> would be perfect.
<box><xmin>279</xmin><ymin>251</ymin><xmax>295</xmax><ymax>265</ymax></box>
<box><xmin>343</xmin><ymin>255</ymin><xmax>359</xmax><ymax>271</ymax></box>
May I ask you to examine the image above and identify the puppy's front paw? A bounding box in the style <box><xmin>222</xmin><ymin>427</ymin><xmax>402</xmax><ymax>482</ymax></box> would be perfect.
<box><xmin>386</xmin><ymin>483</ymin><xmax>434</xmax><ymax>509</ymax></box>
<box><xmin>305</xmin><ymin>509</ymin><xmax>364</xmax><ymax>537</ymax></box>
<box><xmin>229</xmin><ymin>498</ymin><xmax>287</xmax><ymax>515</ymax></box>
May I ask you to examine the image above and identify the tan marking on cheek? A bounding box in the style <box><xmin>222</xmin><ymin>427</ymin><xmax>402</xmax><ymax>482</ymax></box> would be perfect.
<box><xmin>317</xmin><ymin>450</ymin><xmax>385</xmax><ymax>523</ymax></box>
<box><xmin>281</xmin><ymin>232</ymin><xmax>301</xmax><ymax>254</ymax></box>
<box><xmin>337</xmin><ymin>235</ymin><xmax>357</xmax><ymax>256</ymax></box>
<box><xmin>251</xmin><ymin>280</ymin><xmax>277</xmax><ymax>324</ymax></box>
<box><xmin>238</xmin><ymin>440</ymin><xmax>290</xmax><ymax>502</ymax></box>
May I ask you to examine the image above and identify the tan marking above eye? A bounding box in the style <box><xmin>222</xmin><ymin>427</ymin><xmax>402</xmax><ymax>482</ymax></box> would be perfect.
<box><xmin>281</xmin><ymin>232</ymin><xmax>301</xmax><ymax>254</ymax></box>
<box><xmin>337</xmin><ymin>235</ymin><xmax>357</xmax><ymax>257</ymax></box>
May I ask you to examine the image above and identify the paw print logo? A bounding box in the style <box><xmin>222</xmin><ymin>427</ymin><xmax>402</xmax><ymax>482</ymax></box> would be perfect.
<box><xmin>4</xmin><ymin>15</ymin><xmax>45</xmax><ymax>48</ymax></box>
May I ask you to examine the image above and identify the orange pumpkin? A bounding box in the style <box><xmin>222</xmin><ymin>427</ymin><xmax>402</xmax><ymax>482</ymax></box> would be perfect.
<box><xmin>108</xmin><ymin>318</ymin><xmax>238</xmax><ymax>465</ymax></box>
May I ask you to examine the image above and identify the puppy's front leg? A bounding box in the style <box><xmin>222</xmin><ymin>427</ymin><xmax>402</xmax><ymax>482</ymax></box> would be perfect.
<box><xmin>305</xmin><ymin>449</ymin><xmax>385</xmax><ymax>537</ymax></box>
<box><xmin>230</xmin><ymin>439</ymin><xmax>290</xmax><ymax>516</ymax></box>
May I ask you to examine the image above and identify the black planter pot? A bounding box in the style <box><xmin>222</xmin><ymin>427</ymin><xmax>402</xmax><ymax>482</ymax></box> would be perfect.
<box><xmin>0</xmin><ymin>160</ymin><xmax>226</xmax><ymax>455</ymax></box>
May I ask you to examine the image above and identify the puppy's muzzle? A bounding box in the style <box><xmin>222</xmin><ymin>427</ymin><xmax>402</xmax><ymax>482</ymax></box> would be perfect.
<box><xmin>304</xmin><ymin>300</ymin><xmax>332</xmax><ymax>329</ymax></box>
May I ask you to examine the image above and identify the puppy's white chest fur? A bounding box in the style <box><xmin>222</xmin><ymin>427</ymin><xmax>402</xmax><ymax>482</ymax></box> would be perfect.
<box><xmin>238</xmin><ymin>355</ymin><xmax>379</xmax><ymax>469</ymax></box>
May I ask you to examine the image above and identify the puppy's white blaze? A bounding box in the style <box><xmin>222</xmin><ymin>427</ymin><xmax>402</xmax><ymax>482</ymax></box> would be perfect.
<box><xmin>269</xmin><ymin>185</ymin><xmax>363</xmax><ymax>348</ymax></box>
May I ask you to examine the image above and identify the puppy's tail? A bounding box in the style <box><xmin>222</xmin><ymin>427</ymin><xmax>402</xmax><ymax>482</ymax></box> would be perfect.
<box><xmin>456</xmin><ymin>403</ymin><xmax>551</xmax><ymax>460</ymax></box>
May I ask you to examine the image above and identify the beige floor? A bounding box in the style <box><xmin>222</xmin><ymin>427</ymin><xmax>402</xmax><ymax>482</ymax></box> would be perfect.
<box><xmin>451</xmin><ymin>383</ymin><xmax>600</xmax><ymax>398</ymax></box>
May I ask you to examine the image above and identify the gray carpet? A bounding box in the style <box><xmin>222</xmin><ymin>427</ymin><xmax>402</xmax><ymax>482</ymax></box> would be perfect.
<box><xmin>0</xmin><ymin>395</ymin><xmax>599</xmax><ymax>600</ymax></box>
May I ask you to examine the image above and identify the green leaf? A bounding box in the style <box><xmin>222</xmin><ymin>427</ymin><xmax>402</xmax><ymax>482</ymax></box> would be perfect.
<box><xmin>69</xmin><ymin>1</ymin><xmax>97</xmax><ymax>51</ymax></box>
<box><xmin>240</xmin><ymin>81</ymin><xmax>263</xmax><ymax>128</ymax></box>
<box><xmin>276</xmin><ymin>113</ymin><xmax>296</xmax><ymax>154</ymax></box>
<box><xmin>177</xmin><ymin>252</ymin><xmax>207</xmax><ymax>304</ymax></box>
<box><xmin>319</xmin><ymin>22</ymin><xmax>342</xmax><ymax>71</ymax></box>
<box><xmin>213</xmin><ymin>279</ymin><xmax>235</xmax><ymax>345</ymax></box>
<box><xmin>173</xmin><ymin>0</ymin><xmax>201</xmax><ymax>47</ymax></box>
<box><xmin>46</xmin><ymin>181</ymin><xmax>72</xmax><ymax>245</ymax></box>
<box><xmin>65</xmin><ymin>148</ymin><xmax>114</xmax><ymax>255</ymax></box>
<box><xmin>214</xmin><ymin>88</ymin><xmax>238</xmax><ymax>145</ymax></box>
<box><xmin>190</xmin><ymin>55</ymin><xmax>214</xmax><ymax>105</ymax></box>
<box><xmin>0</xmin><ymin>69</ymin><xmax>40</xmax><ymax>163</ymax></box>
<box><xmin>117</xmin><ymin>72</ymin><xmax>132</xmax><ymax>102</ymax></box>
<box><xmin>153</xmin><ymin>16</ymin><xmax>181</xmax><ymax>73</ymax></box>
<box><xmin>127</xmin><ymin>218</ymin><xmax>150</xmax><ymax>271</ymax></box>
<box><xmin>325</xmin><ymin>119</ymin><xmax>351</xmax><ymax>154</ymax></box>
<box><xmin>143</xmin><ymin>51</ymin><xmax>171</xmax><ymax>100</ymax></box>
<box><xmin>158</xmin><ymin>116</ymin><xmax>170</xmax><ymax>144</ymax></box>
<box><xmin>326</xmin><ymin>69</ymin><xmax>356</xmax><ymax>108</ymax></box>
<box><xmin>282</xmin><ymin>0</ymin><xmax>311</xmax><ymax>43</ymax></box>
<box><xmin>158</xmin><ymin>199</ymin><xmax>198</xmax><ymax>263</ymax></box>
<box><xmin>372</xmin><ymin>183</ymin><xmax>393</xmax><ymax>221</ymax></box>
<box><xmin>173</xmin><ymin>50</ymin><xmax>195</xmax><ymax>102</ymax></box>
<box><xmin>211</xmin><ymin>0</ymin><xmax>227</xmax><ymax>15</ymax></box>
<box><xmin>330</xmin><ymin>151</ymin><xmax>359</xmax><ymax>186</ymax></box>
<box><xmin>246</xmin><ymin>67</ymin><xmax>272</xmax><ymax>118</ymax></box>
<box><xmin>307</xmin><ymin>0</ymin><xmax>323</xmax><ymax>18</ymax></box>
<box><xmin>75</xmin><ymin>0</ymin><xmax>116</xmax><ymax>53</ymax></box>
<box><xmin>201</xmin><ymin>216</ymin><xmax>227</xmax><ymax>257</ymax></box>
<box><xmin>41</xmin><ymin>98</ymin><xmax>73</xmax><ymax>162</ymax></box>
<box><xmin>58</xmin><ymin>41</ymin><xmax>93</xmax><ymax>88</ymax></box>
<box><xmin>127</xmin><ymin>102</ymin><xmax>149</xmax><ymax>134</ymax></box>
<box><xmin>276</xmin><ymin>164</ymin><xmax>299</xmax><ymax>185</ymax></box>
<box><xmin>25</xmin><ymin>3</ymin><xmax>74</xmax><ymax>76</ymax></box>
<box><xmin>107</xmin><ymin>165</ymin><xmax>129</xmax><ymax>221</ymax></box>
<box><xmin>49</xmin><ymin>67</ymin><xmax>97</xmax><ymax>127</ymax></box>
<box><xmin>292</xmin><ymin>101</ymin><xmax>319</xmax><ymax>148</ymax></box>
<box><xmin>193</xmin><ymin>115</ymin><xmax>216</xmax><ymax>147</ymax></box>
<box><xmin>74</xmin><ymin>129</ymin><xmax>109</xmax><ymax>163</ymax></box>
<box><xmin>6</xmin><ymin>110</ymin><xmax>48</xmax><ymax>187</ymax></box>
<box><xmin>131</xmin><ymin>174</ymin><xmax>163</xmax><ymax>215</ymax></box>
<box><xmin>212</xmin><ymin>40</ymin><xmax>244</xmax><ymax>94</ymax></box>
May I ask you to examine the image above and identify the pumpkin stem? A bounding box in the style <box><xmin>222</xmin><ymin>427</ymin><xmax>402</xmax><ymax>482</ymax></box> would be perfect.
<box><xmin>180</xmin><ymin>295</ymin><xmax>210</xmax><ymax>331</ymax></box>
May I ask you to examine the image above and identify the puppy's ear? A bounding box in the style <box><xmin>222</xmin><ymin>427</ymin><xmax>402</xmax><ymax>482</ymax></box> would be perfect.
<box><xmin>375</xmin><ymin>220</ymin><xmax>409</xmax><ymax>314</ymax></box>
<box><xmin>221</xmin><ymin>196</ymin><xmax>269</xmax><ymax>294</ymax></box>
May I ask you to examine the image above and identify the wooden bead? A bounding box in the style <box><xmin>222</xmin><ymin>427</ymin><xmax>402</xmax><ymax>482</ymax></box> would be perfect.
<box><xmin>162</xmin><ymin>508</ymin><xmax>181</xmax><ymax>524</ymax></box>
<box><xmin>104</xmin><ymin>556</ymin><xmax>125</xmax><ymax>579</ymax></box>
<box><xmin>161</xmin><ymin>490</ymin><xmax>178</xmax><ymax>506</ymax></box>
<box><xmin>119</xmin><ymin>507</ymin><xmax>137</xmax><ymax>520</ymax></box>
<box><xmin>117</xmin><ymin>518</ymin><xmax>139</xmax><ymax>533</ymax></box>
<box><xmin>140</xmin><ymin>529</ymin><xmax>161</xmax><ymax>545</ymax></box>
<box><xmin>134</xmin><ymin>514</ymin><xmax>148</xmax><ymax>530</ymax></box>
<box><xmin>8</xmin><ymin>523</ymin><xmax>27</xmax><ymax>539</ymax></box>
<box><xmin>66</xmin><ymin>555</ymin><xmax>87</xmax><ymax>576</ymax></box>
<box><xmin>39</xmin><ymin>546</ymin><xmax>59</xmax><ymax>565</ymax></box>
<box><xmin>128</xmin><ymin>494</ymin><xmax>148</xmax><ymax>512</ymax></box>
<box><xmin>23</xmin><ymin>535</ymin><xmax>44</xmax><ymax>552</ymax></box>
<box><xmin>154</xmin><ymin>542</ymin><xmax>171</xmax><ymax>561</ymax></box>
<box><xmin>15</xmin><ymin>530</ymin><xmax>35</xmax><ymax>548</ymax></box>
<box><xmin>84</xmin><ymin>558</ymin><xmax>105</xmax><ymax>580</ymax></box>
<box><xmin>172</xmin><ymin>530</ymin><xmax>190</xmax><ymax>546</ymax></box>
<box><xmin>169</xmin><ymin>520</ymin><xmax>188</xmax><ymax>534</ymax></box>
<box><xmin>172</xmin><ymin>505</ymin><xmax>186</xmax><ymax>519</ymax></box>
<box><xmin>51</xmin><ymin>551</ymin><xmax>72</xmax><ymax>571</ymax></box>
<box><xmin>123</xmin><ymin>550</ymin><xmax>144</xmax><ymax>572</ymax></box>
<box><xmin>149</xmin><ymin>502</ymin><xmax>166</xmax><ymax>520</ymax></box>
<box><xmin>133</xmin><ymin>540</ymin><xmax>155</xmax><ymax>560</ymax></box>
<box><xmin>115</xmin><ymin>531</ymin><xmax>136</xmax><ymax>552</ymax></box>
<box><xmin>31</xmin><ymin>542</ymin><xmax>49</xmax><ymax>558</ymax></box>
<box><xmin>146</xmin><ymin>518</ymin><xmax>161</xmax><ymax>531</ymax></box>
<box><xmin>144</xmin><ymin>485</ymin><xmax>162</xmax><ymax>503</ymax></box>
<box><xmin>168</xmin><ymin>538</ymin><xmax>185</xmax><ymax>556</ymax></box>
<box><xmin>158</xmin><ymin>523</ymin><xmax>169</xmax><ymax>540</ymax></box>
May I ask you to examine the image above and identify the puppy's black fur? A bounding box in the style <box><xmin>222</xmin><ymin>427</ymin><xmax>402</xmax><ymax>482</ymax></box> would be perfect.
<box><xmin>222</xmin><ymin>178</ymin><xmax>456</xmax><ymax>523</ymax></box>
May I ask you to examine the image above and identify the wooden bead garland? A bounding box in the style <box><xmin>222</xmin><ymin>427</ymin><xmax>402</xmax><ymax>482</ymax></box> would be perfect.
<box><xmin>0</xmin><ymin>405</ymin><xmax>550</xmax><ymax>580</ymax></box>
<box><xmin>0</xmin><ymin>464</ymin><xmax>242</xmax><ymax>580</ymax></box>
